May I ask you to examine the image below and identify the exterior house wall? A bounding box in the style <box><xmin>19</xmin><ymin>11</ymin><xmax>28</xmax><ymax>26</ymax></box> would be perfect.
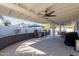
<box><xmin>0</xmin><ymin>25</ymin><xmax>35</xmax><ymax>38</ymax></box>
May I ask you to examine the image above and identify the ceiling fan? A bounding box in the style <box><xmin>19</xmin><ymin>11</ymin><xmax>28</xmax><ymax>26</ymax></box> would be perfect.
<box><xmin>38</xmin><ymin>9</ymin><xmax>56</xmax><ymax>17</ymax></box>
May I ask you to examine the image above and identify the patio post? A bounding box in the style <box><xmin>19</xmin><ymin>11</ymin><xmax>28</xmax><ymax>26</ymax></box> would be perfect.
<box><xmin>50</xmin><ymin>24</ymin><xmax>55</xmax><ymax>39</ymax></box>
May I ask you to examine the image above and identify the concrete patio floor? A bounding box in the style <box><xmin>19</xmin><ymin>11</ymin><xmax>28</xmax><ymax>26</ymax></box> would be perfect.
<box><xmin>0</xmin><ymin>35</ymin><xmax>79</xmax><ymax>56</ymax></box>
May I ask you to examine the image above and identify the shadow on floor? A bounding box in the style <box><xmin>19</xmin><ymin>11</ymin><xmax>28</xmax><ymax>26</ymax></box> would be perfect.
<box><xmin>0</xmin><ymin>37</ymin><xmax>75</xmax><ymax>56</ymax></box>
<box><xmin>30</xmin><ymin>38</ymin><xmax>74</xmax><ymax>56</ymax></box>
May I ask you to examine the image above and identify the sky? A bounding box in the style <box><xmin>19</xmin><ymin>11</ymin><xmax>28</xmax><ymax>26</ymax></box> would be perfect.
<box><xmin>2</xmin><ymin>16</ymin><xmax>42</xmax><ymax>25</ymax></box>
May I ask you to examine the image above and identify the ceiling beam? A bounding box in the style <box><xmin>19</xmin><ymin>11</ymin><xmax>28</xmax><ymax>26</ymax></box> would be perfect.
<box><xmin>0</xmin><ymin>4</ymin><xmax>46</xmax><ymax>22</ymax></box>
<box><xmin>0</xmin><ymin>4</ymin><xmax>54</xmax><ymax>23</ymax></box>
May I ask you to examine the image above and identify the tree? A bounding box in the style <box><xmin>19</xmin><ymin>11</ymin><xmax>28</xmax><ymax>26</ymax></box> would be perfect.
<box><xmin>0</xmin><ymin>16</ymin><xmax>11</xmax><ymax>26</ymax></box>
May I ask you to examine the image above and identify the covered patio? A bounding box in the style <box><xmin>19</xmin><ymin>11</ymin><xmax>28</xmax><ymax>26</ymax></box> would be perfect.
<box><xmin>0</xmin><ymin>35</ymin><xmax>79</xmax><ymax>56</ymax></box>
<box><xmin>0</xmin><ymin>3</ymin><xmax>79</xmax><ymax>56</ymax></box>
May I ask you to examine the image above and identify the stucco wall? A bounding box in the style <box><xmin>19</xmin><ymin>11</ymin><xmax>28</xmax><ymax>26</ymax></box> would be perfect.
<box><xmin>0</xmin><ymin>25</ymin><xmax>35</xmax><ymax>38</ymax></box>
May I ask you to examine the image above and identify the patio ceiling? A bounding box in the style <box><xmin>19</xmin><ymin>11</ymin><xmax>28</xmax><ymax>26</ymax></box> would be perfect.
<box><xmin>0</xmin><ymin>3</ymin><xmax>79</xmax><ymax>24</ymax></box>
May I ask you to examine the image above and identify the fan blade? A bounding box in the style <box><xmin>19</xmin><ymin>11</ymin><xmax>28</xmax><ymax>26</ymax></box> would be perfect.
<box><xmin>48</xmin><ymin>11</ymin><xmax>55</xmax><ymax>15</ymax></box>
<box><xmin>47</xmin><ymin>15</ymin><xmax>56</xmax><ymax>17</ymax></box>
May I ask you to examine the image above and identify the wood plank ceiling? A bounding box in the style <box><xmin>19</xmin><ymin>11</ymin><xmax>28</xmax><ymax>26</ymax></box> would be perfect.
<box><xmin>0</xmin><ymin>3</ymin><xmax>79</xmax><ymax>24</ymax></box>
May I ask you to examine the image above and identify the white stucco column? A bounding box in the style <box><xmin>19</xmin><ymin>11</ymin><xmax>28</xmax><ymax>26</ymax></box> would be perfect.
<box><xmin>74</xmin><ymin>16</ymin><xmax>79</xmax><ymax>32</ymax></box>
<box><xmin>59</xmin><ymin>25</ymin><xmax>62</xmax><ymax>32</ymax></box>
<box><xmin>50</xmin><ymin>24</ymin><xmax>55</xmax><ymax>39</ymax></box>
<box><xmin>75</xmin><ymin>16</ymin><xmax>79</xmax><ymax>36</ymax></box>
<box><xmin>53</xmin><ymin>24</ymin><xmax>55</xmax><ymax>38</ymax></box>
